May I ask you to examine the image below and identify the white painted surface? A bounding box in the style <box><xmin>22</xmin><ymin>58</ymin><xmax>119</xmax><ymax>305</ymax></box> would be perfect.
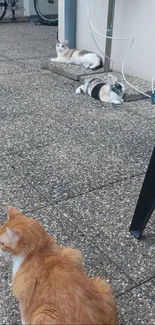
<box><xmin>73</xmin><ymin>0</ymin><xmax>155</xmax><ymax>81</ymax></box>
<box><xmin>111</xmin><ymin>0</ymin><xmax>155</xmax><ymax>81</ymax></box>
<box><xmin>76</xmin><ymin>0</ymin><xmax>108</xmax><ymax>56</ymax></box>
<box><xmin>58</xmin><ymin>0</ymin><xmax>65</xmax><ymax>41</ymax></box>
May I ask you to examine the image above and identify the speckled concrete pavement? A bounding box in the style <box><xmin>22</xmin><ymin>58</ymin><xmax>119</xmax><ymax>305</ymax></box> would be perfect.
<box><xmin>0</xmin><ymin>22</ymin><xmax>155</xmax><ymax>325</ymax></box>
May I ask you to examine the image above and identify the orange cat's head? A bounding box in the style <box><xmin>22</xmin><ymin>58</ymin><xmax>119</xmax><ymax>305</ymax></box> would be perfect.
<box><xmin>0</xmin><ymin>206</ymin><xmax>49</xmax><ymax>258</ymax></box>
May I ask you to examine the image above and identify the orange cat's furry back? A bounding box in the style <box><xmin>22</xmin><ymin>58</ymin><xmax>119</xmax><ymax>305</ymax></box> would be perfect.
<box><xmin>0</xmin><ymin>206</ymin><xmax>117</xmax><ymax>325</ymax></box>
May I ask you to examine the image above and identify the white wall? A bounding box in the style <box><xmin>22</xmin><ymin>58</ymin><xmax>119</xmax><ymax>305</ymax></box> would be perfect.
<box><xmin>76</xmin><ymin>0</ymin><xmax>108</xmax><ymax>55</ymax></box>
<box><xmin>112</xmin><ymin>0</ymin><xmax>155</xmax><ymax>81</ymax></box>
<box><xmin>58</xmin><ymin>0</ymin><xmax>108</xmax><ymax>57</ymax></box>
<box><xmin>75</xmin><ymin>0</ymin><xmax>155</xmax><ymax>81</ymax></box>
<box><xmin>58</xmin><ymin>0</ymin><xmax>65</xmax><ymax>40</ymax></box>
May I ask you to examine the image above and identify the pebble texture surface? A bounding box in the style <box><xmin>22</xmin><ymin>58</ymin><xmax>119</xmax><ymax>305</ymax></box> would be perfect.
<box><xmin>0</xmin><ymin>23</ymin><xmax>155</xmax><ymax>325</ymax></box>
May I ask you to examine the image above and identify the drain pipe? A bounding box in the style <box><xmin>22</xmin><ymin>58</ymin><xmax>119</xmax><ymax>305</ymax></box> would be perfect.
<box><xmin>65</xmin><ymin>0</ymin><xmax>76</xmax><ymax>48</ymax></box>
<box><xmin>104</xmin><ymin>0</ymin><xmax>115</xmax><ymax>72</ymax></box>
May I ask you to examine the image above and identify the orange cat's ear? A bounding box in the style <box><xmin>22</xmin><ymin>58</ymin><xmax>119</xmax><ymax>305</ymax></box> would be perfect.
<box><xmin>7</xmin><ymin>206</ymin><xmax>22</xmax><ymax>221</ymax></box>
<box><xmin>6</xmin><ymin>227</ymin><xmax>23</xmax><ymax>242</ymax></box>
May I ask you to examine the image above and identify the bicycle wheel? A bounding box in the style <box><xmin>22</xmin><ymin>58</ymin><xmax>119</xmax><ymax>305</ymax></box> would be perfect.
<box><xmin>0</xmin><ymin>1</ymin><xmax>7</xmax><ymax>21</ymax></box>
<box><xmin>34</xmin><ymin>0</ymin><xmax>58</xmax><ymax>25</ymax></box>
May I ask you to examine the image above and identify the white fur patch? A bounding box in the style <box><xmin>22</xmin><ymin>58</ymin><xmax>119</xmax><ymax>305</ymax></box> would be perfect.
<box><xmin>13</xmin><ymin>255</ymin><xmax>24</xmax><ymax>276</ymax></box>
<box><xmin>6</xmin><ymin>227</ymin><xmax>19</xmax><ymax>243</ymax></box>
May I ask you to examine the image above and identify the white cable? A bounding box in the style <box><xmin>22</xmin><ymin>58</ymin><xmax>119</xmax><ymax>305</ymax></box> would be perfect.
<box><xmin>121</xmin><ymin>38</ymin><xmax>151</xmax><ymax>98</ymax></box>
<box><xmin>88</xmin><ymin>0</ymin><xmax>115</xmax><ymax>69</ymax></box>
<box><xmin>89</xmin><ymin>0</ymin><xmax>153</xmax><ymax>99</ymax></box>
<box><xmin>89</xmin><ymin>20</ymin><xmax>115</xmax><ymax>70</ymax></box>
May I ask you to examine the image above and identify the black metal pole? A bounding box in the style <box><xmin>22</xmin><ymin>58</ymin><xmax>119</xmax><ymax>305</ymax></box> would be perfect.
<box><xmin>129</xmin><ymin>146</ymin><xmax>155</xmax><ymax>239</ymax></box>
<box><xmin>104</xmin><ymin>0</ymin><xmax>115</xmax><ymax>72</ymax></box>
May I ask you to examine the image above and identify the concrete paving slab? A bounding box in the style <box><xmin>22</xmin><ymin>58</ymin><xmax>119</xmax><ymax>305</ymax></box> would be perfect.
<box><xmin>41</xmin><ymin>60</ymin><xmax>104</xmax><ymax>81</ymax></box>
<box><xmin>63</xmin><ymin>231</ymin><xmax>136</xmax><ymax>296</ymax></box>
<box><xmin>1</xmin><ymin>40</ymin><xmax>54</xmax><ymax>60</ymax></box>
<box><xmin>0</xmin><ymin>111</ymin><xmax>76</xmax><ymax>153</ymax></box>
<box><xmin>0</xmin><ymin>205</ymin><xmax>134</xmax><ymax>324</ymax></box>
<box><xmin>0</xmin><ymin>72</ymin><xmax>76</xmax><ymax>123</ymax></box>
<box><xmin>7</xmin><ymin>108</ymin><xmax>154</xmax><ymax>202</ymax></box>
<box><xmin>0</xmin><ymin>58</ymin><xmax>53</xmax><ymax>75</ymax></box>
<box><xmin>0</xmin><ymin>60</ymin><xmax>24</xmax><ymax>75</ymax></box>
<box><xmin>0</xmin><ymin>68</ymin><xmax>75</xmax><ymax>98</ymax></box>
<box><xmin>0</xmin><ymin>51</ymin><xmax>6</xmax><ymax>61</ymax></box>
<box><xmin>29</xmin><ymin>206</ymin><xmax>135</xmax><ymax>293</ymax></box>
<box><xmin>0</xmin><ymin>22</ymin><xmax>57</xmax><ymax>41</ymax></box>
<box><xmin>121</xmin><ymin>99</ymin><xmax>155</xmax><ymax>120</ymax></box>
<box><xmin>0</xmin><ymin>155</ymin><xmax>47</xmax><ymax>214</ymax></box>
<box><xmin>55</xmin><ymin>175</ymin><xmax>155</xmax><ymax>283</ymax></box>
<box><xmin>0</xmin><ymin>175</ymin><xmax>48</xmax><ymax>214</ymax></box>
<box><xmin>0</xmin><ymin>71</ymin><xmax>124</xmax><ymax>154</ymax></box>
<box><xmin>117</xmin><ymin>287</ymin><xmax>155</xmax><ymax>325</ymax></box>
<box><xmin>0</xmin><ymin>21</ymin><xmax>155</xmax><ymax>325</ymax></box>
<box><xmin>0</xmin><ymin>23</ymin><xmax>57</xmax><ymax>60</ymax></box>
<box><xmin>141</xmin><ymin>279</ymin><xmax>155</xmax><ymax>300</ymax></box>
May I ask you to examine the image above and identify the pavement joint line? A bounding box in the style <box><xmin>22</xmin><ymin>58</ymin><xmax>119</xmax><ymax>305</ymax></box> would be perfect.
<box><xmin>1</xmin><ymin>152</ymin><xmax>146</xmax><ymax>207</ymax></box>
<box><xmin>1</xmin><ymin>161</ymin><xmax>150</xmax><ymax>297</ymax></box>
<box><xmin>14</xmin><ymin>168</ymin><xmax>146</xmax><ymax>206</ymax></box>
<box><xmin>115</xmin><ymin>274</ymin><xmax>155</xmax><ymax>299</ymax></box>
<box><xmin>24</xmin><ymin>201</ymin><xmax>140</xmax><ymax>294</ymax></box>
<box><xmin>55</xmin><ymin>211</ymin><xmax>138</xmax><ymax>282</ymax></box>
<box><xmin>45</xmin><ymin>171</ymin><xmax>145</xmax><ymax>204</ymax></box>
<box><xmin>19</xmin><ymin>200</ymin><xmax>155</xmax><ymax>299</ymax></box>
<box><xmin>52</xmin><ymin>206</ymin><xmax>155</xmax><ymax>299</ymax></box>
<box><xmin>18</xmin><ymin>201</ymin><xmax>139</xmax><ymax>294</ymax></box>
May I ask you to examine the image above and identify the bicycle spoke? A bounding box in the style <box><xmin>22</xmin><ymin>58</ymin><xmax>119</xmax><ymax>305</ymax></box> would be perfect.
<box><xmin>34</xmin><ymin>0</ymin><xmax>58</xmax><ymax>24</ymax></box>
<box><xmin>0</xmin><ymin>1</ymin><xmax>7</xmax><ymax>21</ymax></box>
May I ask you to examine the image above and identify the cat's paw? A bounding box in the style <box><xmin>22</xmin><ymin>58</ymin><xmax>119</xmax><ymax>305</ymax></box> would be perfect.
<box><xmin>110</xmin><ymin>99</ymin><xmax>121</xmax><ymax>104</ymax></box>
<box><xmin>75</xmin><ymin>87</ymin><xmax>82</xmax><ymax>94</ymax></box>
<box><xmin>50</xmin><ymin>58</ymin><xmax>58</xmax><ymax>62</ymax></box>
<box><xmin>83</xmin><ymin>64</ymin><xmax>90</xmax><ymax>69</ymax></box>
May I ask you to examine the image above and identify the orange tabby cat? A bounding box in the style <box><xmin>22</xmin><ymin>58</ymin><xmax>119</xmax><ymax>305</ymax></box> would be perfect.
<box><xmin>0</xmin><ymin>206</ymin><xmax>117</xmax><ymax>325</ymax></box>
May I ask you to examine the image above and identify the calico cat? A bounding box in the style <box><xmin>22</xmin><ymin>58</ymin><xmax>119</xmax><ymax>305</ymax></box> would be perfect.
<box><xmin>51</xmin><ymin>39</ymin><xmax>103</xmax><ymax>70</ymax></box>
<box><xmin>76</xmin><ymin>74</ymin><xmax>125</xmax><ymax>104</ymax></box>
<box><xmin>0</xmin><ymin>206</ymin><xmax>117</xmax><ymax>325</ymax></box>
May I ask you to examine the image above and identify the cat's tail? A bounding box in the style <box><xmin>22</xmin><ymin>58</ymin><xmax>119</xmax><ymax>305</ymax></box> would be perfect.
<box><xmin>61</xmin><ymin>247</ymin><xmax>84</xmax><ymax>268</ymax></box>
<box><xmin>93</xmin><ymin>277</ymin><xmax>113</xmax><ymax>296</ymax></box>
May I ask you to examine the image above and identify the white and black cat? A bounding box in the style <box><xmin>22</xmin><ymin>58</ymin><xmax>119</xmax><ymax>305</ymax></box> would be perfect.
<box><xmin>51</xmin><ymin>40</ymin><xmax>103</xmax><ymax>70</ymax></box>
<box><xmin>76</xmin><ymin>75</ymin><xmax>125</xmax><ymax>104</ymax></box>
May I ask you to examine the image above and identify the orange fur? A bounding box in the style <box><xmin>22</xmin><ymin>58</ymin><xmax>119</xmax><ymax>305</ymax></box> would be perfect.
<box><xmin>0</xmin><ymin>206</ymin><xmax>117</xmax><ymax>325</ymax></box>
